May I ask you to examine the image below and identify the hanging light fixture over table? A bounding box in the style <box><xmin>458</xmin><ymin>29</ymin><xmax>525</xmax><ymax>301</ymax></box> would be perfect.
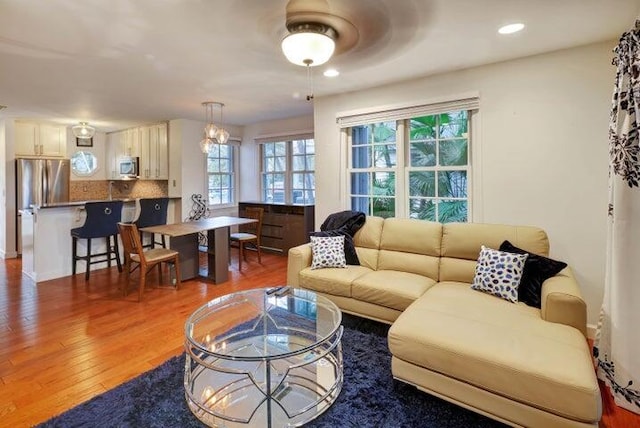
<box><xmin>72</xmin><ymin>122</ymin><xmax>96</xmax><ymax>139</ymax></box>
<box><xmin>199</xmin><ymin>101</ymin><xmax>229</xmax><ymax>154</ymax></box>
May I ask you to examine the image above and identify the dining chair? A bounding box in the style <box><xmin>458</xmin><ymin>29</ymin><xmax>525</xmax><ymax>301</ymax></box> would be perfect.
<box><xmin>230</xmin><ymin>207</ymin><xmax>264</xmax><ymax>270</ymax></box>
<box><xmin>133</xmin><ymin>197</ymin><xmax>169</xmax><ymax>249</ymax></box>
<box><xmin>118</xmin><ymin>222</ymin><xmax>181</xmax><ymax>301</ymax></box>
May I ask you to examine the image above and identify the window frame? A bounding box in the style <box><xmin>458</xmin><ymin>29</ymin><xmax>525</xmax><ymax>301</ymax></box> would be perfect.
<box><xmin>260</xmin><ymin>138</ymin><xmax>315</xmax><ymax>205</ymax></box>
<box><xmin>344</xmin><ymin>108</ymin><xmax>475</xmax><ymax>221</ymax></box>
<box><xmin>405</xmin><ymin>111</ymin><xmax>471</xmax><ymax>222</ymax></box>
<box><xmin>205</xmin><ymin>143</ymin><xmax>237</xmax><ymax>209</ymax></box>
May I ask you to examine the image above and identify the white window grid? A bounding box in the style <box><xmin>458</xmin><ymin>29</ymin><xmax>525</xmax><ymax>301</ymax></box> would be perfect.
<box><xmin>206</xmin><ymin>144</ymin><xmax>235</xmax><ymax>207</ymax></box>
<box><xmin>346</xmin><ymin>112</ymin><xmax>471</xmax><ymax>221</ymax></box>
<box><xmin>261</xmin><ymin>139</ymin><xmax>315</xmax><ymax>204</ymax></box>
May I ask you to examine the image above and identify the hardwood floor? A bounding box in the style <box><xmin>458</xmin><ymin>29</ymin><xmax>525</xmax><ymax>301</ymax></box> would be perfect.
<box><xmin>0</xmin><ymin>252</ymin><xmax>287</xmax><ymax>427</ymax></box>
<box><xmin>0</xmin><ymin>254</ymin><xmax>638</xmax><ymax>427</ymax></box>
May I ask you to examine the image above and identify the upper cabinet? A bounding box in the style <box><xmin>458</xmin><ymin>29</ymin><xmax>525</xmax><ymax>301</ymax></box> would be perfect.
<box><xmin>140</xmin><ymin>123</ymin><xmax>168</xmax><ymax>180</ymax></box>
<box><xmin>107</xmin><ymin>122</ymin><xmax>168</xmax><ymax>180</ymax></box>
<box><xmin>15</xmin><ymin>121</ymin><xmax>66</xmax><ymax>157</ymax></box>
<box><xmin>122</xmin><ymin>128</ymin><xmax>141</xmax><ymax>158</ymax></box>
<box><xmin>105</xmin><ymin>131</ymin><xmax>121</xmax><ymax>179</ymax></box>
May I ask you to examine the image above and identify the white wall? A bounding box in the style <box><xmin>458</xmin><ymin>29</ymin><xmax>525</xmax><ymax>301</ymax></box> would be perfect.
<box><xmin>0</xmin><ymin>120</ymin><xmax>7</xmax><ymax>258</ymax></box>
<box><xmin>169</xmin><ymin>119</ymin><xmax>244</xmax><ymax>219</ymax></box>
<box><xmin>239</xmin><ymin>115</ymin><xmax>314</xmax><ymax>202</ymax></box>
<box><xmin>314</xmin><ymin>41</ymin><xmax>615</xmax><ymax>326</ymax></box>
<box><xmin>0</xmin><ymin>119</ymin><xmax>17</xmax><ymax>259</ymax></box>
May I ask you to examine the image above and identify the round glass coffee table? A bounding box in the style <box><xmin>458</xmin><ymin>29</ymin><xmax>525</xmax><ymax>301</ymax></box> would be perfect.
<box><xmin>184</xmin><ymin>287</ymin><xmax>343</xmax><ymax>427</ymax></box>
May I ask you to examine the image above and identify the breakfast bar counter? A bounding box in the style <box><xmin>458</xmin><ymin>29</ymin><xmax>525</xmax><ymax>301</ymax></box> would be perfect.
<box><xmin>22</xmin><ymin>198</ymin><xmax>180</xmax><ymax>282</ymax></box>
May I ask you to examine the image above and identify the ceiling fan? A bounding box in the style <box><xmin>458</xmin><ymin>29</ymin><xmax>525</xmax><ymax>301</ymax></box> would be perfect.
<box><xmin>280</xmin><ymin>0</ymin><xmax>359</xmax><ymax>67</ymax></box>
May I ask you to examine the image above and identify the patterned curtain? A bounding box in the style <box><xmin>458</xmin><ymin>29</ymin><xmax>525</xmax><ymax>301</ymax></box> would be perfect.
<box><xmin>594</xmin><ymin>19</ymin><xmax>640</xmax><ymax>414</ymax></box>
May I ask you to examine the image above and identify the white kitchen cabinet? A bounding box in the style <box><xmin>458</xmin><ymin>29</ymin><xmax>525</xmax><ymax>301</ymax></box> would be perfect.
<box><xmin>139</xmin><ymin>123</ymin><xmax>168</xmax><ymax>180</ymax></box>
<box><xmin>15</xmin><ymin>121</ymin><xmax>65</xmax><ymax>157</ymax></box>
<box><xmin>107</xmin><ymin>123</ymin><xmax>168</xmax><ymax>180</ymax></box>
<box><xmin>105</xmin><ymin>131</ymin><xmax>121</xmax><ymax>179</ymax></box>
<box><xmin>123</xmin><ymin>128</ymin><xmax>140</xmax><ymax>157</ymax></box>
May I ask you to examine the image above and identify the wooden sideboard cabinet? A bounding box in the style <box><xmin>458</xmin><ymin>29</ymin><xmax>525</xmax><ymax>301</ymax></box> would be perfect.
<box><xmin>238</xmin><ymin>202</ymin><xmax>315</xmax><ymax>253</ymax></box>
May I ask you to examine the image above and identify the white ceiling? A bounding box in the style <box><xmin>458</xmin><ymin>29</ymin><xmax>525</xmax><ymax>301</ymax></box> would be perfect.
<box><xmin>0</xmin><ymin>0</ymin><xmax>637</xmax><ymax>132</ymax></box>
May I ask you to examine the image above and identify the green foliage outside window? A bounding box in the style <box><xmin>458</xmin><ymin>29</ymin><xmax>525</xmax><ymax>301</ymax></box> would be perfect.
<box><xmin>349</xmin><ymin>111</ymin><xmax>469</xmax><ymax>222</ymax></box>
<box><xmin>409</xmin><ymin>111</ymin><xmax>468</xmax><ymax>222</ymax></box>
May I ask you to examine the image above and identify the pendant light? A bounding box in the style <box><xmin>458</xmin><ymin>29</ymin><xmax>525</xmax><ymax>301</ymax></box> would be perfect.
<box><xmin>199</xmin><ymin>101</ymin><xmax>229</xmax><ymax>154</ymax></box>
<box><xmin>72</xmin><ymin>122</ymin><xmax>96</xmax><ymax>139</ymax></box>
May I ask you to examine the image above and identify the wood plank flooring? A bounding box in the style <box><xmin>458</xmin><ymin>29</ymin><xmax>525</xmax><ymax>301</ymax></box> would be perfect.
<box><xmin>0</xmin><ymin>254</ymin><xmax>637</xmax><ymax>427</ymax></box>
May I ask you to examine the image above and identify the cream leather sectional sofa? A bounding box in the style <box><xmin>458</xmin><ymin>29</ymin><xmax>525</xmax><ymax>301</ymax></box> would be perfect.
<box><xmin>287</xmin><ymin>216</ymin><xmax>601</xmax><ymax>428</ymax></box>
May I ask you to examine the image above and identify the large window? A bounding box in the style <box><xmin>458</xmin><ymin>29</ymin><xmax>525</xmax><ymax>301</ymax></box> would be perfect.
<box><xmin>408</xmin><ymin>111</ymin><xmax>469</xmax><ymax>222</ymax></box>
<box><xmin>206</xmin><ymin>144</ymin><xmax>234</xmax><ymax>206</ymax></box>
<box><xmin>261</xmin><ymin>138</ymin><xmax>315</xmax><ymax>204</ymax></box>
<box><xmin>350</xmin><ymin>122</ymin><xmax>397</xmax><ymax>218</ymax></box>
<box><xmin>347</xmin><ymin>110</ymin><xmax>471</xmax><ymax>222</ymax></box>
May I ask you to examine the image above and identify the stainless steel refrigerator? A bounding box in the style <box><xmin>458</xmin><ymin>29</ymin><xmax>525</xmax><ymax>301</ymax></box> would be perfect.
<box><xmin>16</xmin><ymin>157</ymin><xmax>70</xmax><ymax>253</ymax></box>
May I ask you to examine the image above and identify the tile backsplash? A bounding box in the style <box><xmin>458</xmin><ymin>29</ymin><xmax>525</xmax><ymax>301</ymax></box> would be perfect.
<box><xmin>70</xmin><ymin>180</ymin><xmax>169</xmax><ymax>201</ymax></box>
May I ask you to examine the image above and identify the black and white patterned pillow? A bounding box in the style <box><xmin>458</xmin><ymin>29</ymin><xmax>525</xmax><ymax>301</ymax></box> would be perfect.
<box><xmin>471</xmin><ymin>245</ymin><xmax>528</xmax><ymax>303</ymax></box>
<box><xmin>310</xmin><ymin>235</ymin><xmax>347</xmax><ymax>269</ymax></box>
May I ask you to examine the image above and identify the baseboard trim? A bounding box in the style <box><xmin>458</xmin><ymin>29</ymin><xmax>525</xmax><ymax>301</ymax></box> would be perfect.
<box><xmin>0</xmin><ymin>250</ymin><xmax>18</xmax><ymax>259</ymax></box>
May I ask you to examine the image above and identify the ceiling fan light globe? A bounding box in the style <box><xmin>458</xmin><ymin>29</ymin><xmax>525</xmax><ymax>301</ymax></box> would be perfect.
<box><xmin>282</xmin><ymin>31</ymin><xmax>335</xmax><ymax>67</ymax></box>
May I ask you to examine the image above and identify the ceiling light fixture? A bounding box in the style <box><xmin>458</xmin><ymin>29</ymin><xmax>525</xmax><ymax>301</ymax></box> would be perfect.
<box><xmin>323</xmin><ymin>68</ymin><xmax>339</xmax><ymax>77</ymax></box>
<box><xmin>72</xmin><ymin>122</ymin><xmax>96</xmax><ymax>139</ymax></box>
<box><xmin>282</xmin><ymin>22</ymin><xmax>337</xmax><ymax>67</ymax></box>
<box><xmin>498</xmin><ymin>23</ymin><xmax>525</xmax><ymax>34</ymax></box>
<box><xmin>199</xmin><ymin>101</ymin><xmax>229</xmax><ymax>154</ymax></box>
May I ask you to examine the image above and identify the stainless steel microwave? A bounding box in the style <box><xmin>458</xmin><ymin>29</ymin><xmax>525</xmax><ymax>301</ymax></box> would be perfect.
<box><xmin>118</xmin><ymin>156</ymin><xmax>139</xmax><ymax>179</ymax></box>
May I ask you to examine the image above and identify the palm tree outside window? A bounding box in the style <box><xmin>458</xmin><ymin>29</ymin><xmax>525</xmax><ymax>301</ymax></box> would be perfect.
<box><xmin>347</xmin><ymin>110</ymin><xmax>470</xmax><ymax>222</ymax></box>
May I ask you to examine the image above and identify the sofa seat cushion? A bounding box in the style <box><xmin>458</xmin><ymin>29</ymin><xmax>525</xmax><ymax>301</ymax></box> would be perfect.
<box><xmin>299</xmin><ymin>265</ymin><xmax>373</xmax><ymax>297</ymax></box>
<box><xmin>388</xmin><ymin>282</ymin><xmax>600</xmax><ymax>423</ymax></box>
<box><xmin>352</xmin><ymin>270</ymin><xmax>436</xmax><ymax>311</ymax></box>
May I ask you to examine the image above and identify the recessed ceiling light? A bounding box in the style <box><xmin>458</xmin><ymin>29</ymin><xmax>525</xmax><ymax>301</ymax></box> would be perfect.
<box><xmin>323</xmin><ymin>69</ymin><xmax>340</xmax><ymax>77</ymax></box>
<box><xmin>498</xmin><ymin>23</ymin><xmax>525</xmax><ymax>35</ymax></box>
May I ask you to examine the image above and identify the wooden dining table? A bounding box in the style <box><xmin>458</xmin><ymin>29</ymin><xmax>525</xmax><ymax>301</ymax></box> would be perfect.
<box><xmin>140</xmin><ymin>216</ymin><xmax>257</xmax><ymax>284</ymax></box>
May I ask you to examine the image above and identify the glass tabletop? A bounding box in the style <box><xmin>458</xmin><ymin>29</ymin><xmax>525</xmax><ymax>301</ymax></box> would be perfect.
<box><xmin>185</xmin><ymin>287</ymin><xmax>342</xmax><ymax>361</ymax></box>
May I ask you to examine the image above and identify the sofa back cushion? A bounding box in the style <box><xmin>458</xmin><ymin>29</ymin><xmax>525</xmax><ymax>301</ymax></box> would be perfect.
<box><xmin>440</xmin><ymin>223</ymin><xmax>549</xmax><ymax>283</ymax></box>
<box><xmin>353</xmin><ymin>216</ymin><xmax>384</xmax><ymax>270</ymax></box>
<box><xmin>378</xmin><ymin>218</ymin><xmax>442</xmax><ymax>279</ymax></box>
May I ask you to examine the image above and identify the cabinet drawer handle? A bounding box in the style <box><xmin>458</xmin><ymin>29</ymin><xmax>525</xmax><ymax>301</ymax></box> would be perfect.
<box><xmin>104</xmin><ymin>207</ymin><xmax>112</xmax><ymax>215</ymax></box>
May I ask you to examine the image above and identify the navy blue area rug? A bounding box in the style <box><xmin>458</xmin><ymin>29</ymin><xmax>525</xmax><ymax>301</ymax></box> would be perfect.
<box><xmin>39</xmin><ymin>314</ymin><xmax>506</xmax><ymax>428</ymax></box>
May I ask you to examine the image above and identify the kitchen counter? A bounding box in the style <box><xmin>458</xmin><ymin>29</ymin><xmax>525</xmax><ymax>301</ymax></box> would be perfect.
<box><xmin>22</xmin><ymin>197</ymin><xmax>182</xmax><ymax>282</ymax></box>
<box><xmin>34</xmin><ymin>196</ymin><xmax>181</xmax><ymax>209</ymax></box>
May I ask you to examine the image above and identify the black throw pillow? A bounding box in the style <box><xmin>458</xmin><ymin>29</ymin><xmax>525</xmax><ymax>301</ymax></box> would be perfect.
<box><xmin>499</xmin><ymin>240</ymin><xmax>567</xmax><ymax>308</ymax></box>
<box><xmin>311</xmin><ymin>228</ymin><xmax>360</xmax><ymax>266</ymax></box>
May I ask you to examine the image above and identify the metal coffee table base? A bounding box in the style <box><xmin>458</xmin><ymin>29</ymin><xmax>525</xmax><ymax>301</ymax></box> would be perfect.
<box><xmin>185</xmin><ymin>328</ymin><xmax>343</xmax><ymax>427</ymax></box>
<box><xmin>184</xmin><ymin>288</ymin><xmax>344</xmax><ymax>428</ymax></box>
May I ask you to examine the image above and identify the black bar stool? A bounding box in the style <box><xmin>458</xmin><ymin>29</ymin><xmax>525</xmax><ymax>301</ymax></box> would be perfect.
<box><xmin>133</xmin><ymin>197</ymin><xmax>169</xmax><ymax>249</ymax></box>
<box><xmin>71</xmin><ymin>201</ymin><xmax>123</xmax><ymax>280</ymax></box>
